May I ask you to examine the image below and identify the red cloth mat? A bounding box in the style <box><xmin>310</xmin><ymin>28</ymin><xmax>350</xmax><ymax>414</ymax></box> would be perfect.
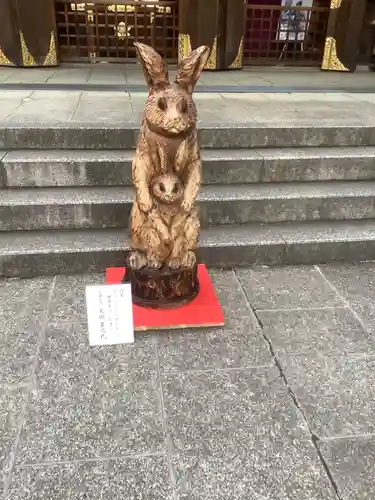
<box><xmin>106</xmin><ymin>264</ymin><xmax>224</xmax><ymax>331</ymax></box>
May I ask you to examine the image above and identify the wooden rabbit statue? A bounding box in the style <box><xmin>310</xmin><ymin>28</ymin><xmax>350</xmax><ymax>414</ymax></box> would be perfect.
<box><xmin>128</xmin><ymin>41</ymin><xmax>210</xmax><ymax>272</ymax></box>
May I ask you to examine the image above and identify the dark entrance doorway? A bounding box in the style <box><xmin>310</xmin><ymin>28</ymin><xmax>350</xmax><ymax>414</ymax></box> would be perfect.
<box><xmin>243</xmin><ymin>0</ymin><xmax>331</xmax><ymax>66</ymax></box>
<box><xmin>55</xmin><ymin>0</ymin><xmax>179</xmax><ymax>63</ymax></box>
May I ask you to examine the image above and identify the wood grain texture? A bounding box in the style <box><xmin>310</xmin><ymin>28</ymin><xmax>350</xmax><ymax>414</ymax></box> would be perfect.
<box><xmin>128</xmin><ymin>42</ymin><xmax>209</xmax><ymax>273</ymax></box>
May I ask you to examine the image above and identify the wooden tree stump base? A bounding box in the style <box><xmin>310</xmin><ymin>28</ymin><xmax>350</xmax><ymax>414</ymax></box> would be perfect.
<box><xmin>123</xmin><ymin>265</ymin><xmax>200</xmax><ymax>309</ymax></box>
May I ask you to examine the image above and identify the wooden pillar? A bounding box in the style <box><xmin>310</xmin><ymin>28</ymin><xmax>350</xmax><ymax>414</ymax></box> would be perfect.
<box><xmin>0</xmin><ymin>0</ymin><xmax>59</xmax><ymax>67</ymax></box>
<box><xmin>178</xmin><ymin>0</ymin><xmax>246</xmax><ymax>70</ymax></box>
<box><xmin>321</xmin><ymin>0</ymin><xmax>367</xmax><ymax>72</ymax></box>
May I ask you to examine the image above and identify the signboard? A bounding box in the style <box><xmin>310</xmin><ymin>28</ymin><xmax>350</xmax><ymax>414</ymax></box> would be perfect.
<box><xmin>86</xmin><ymin>284</ymin><xmax>134</xmax><ymax>346</ymax></box>
<box><xmin>277</xmin><ymin>0</ymin><xmax>312</xmax><ymax>42</ymax></box>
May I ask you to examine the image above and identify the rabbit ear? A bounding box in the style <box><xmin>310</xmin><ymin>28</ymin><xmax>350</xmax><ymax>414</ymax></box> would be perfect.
<box><xmin>175</xmin><ymin>45</ymin><xmax>210</xmax><ymax>93</ymax></box>
<box><xmin>175</xmin><ymin>139</ymin><xmax>188</xmax><ymax>173</ymax></box>
<box><xmin>156</xmin><ymin>142</ymin><xmax>167</xmax><ymax>173</ymax></box>
<box><xmin>134</xmin><ymin>42</ymin><xmax>169</xmax><ymax>89</ymax></box>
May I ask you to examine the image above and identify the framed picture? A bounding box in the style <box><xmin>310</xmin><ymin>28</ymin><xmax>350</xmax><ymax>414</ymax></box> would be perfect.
<box><xmin>277</xmin><ymin>0</ymin><xmax>312</xmax><ymax>42</ymax></box>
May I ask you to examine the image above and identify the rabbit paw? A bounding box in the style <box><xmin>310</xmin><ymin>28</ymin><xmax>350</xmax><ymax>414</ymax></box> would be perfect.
<box><xmin>138</xmin><ymin>197</ymin><xmax>153</xmax><ymax>213</ymax></box>
<box><xmin>128</xmin><ymin>251</ymin><xmax>147</xmax><ymax>270</ymax></box>
<box><xmin>168</xmin><ymin>258</ymin><xmax>182</xmax><ymax>270</ymax></box>
<box><xmin>181</xmin><ymin>199</ymin><xmax>193</xmax><ymax>213</ymax></box>
<box><xmin>181</xmin><ymin>251</ymin><xmax>196</xmax><ymax>269</ymax></box>
<box><xmin>156</xmin><ymin>223</ymin><xmax>170</xmax><ymax>243</ymax></box>
<box><xmin>147</xmin><ymin>259</ymin><xmax>163</xmax><ymax>270</ymax></box>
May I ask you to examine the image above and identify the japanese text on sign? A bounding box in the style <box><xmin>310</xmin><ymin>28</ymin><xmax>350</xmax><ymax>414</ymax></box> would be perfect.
<box><xmin>85</xmin><ymin>284</ymin><xmax>134</xmax><ymax>346</ymax></box>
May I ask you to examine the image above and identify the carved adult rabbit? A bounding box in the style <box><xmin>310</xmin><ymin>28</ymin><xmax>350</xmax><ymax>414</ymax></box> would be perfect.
<box><xmin>129</xmin><ymin>41</ymin><xmax>210</xmax><ymax>270</ymax></box>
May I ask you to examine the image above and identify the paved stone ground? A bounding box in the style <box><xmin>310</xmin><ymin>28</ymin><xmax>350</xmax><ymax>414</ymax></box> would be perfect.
<box><xmin>0</xmin><ymin>63</ymin><xmax>374</xmax><ymax>91</ymax></box>
<box><xmin>1</xmin><ymin>263</ymin><xmax>374</xmax><ymax>499</ymax></box>
<box><xmin>2</xmin><ymin>88</ymin><xmax>375</xmax><ymax>126</ymax></box>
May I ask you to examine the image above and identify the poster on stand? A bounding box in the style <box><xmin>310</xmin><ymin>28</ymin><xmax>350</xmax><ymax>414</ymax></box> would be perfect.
<box><xmin>276</xmin><ymin>0</ymin><xmax>312</xmax><ymax>42</ymax></box>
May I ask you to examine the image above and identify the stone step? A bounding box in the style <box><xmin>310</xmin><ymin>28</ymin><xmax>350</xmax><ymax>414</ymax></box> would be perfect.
<box><xmin>1</xmin><ymin>182</ymin><xmax>375</xmax><ymax>231</ymax></box>
<box><xmin>2</xmin><ymin>147</ymin><xmax>375</xmax><ymax>187</ymax></box>
<box><xmin>1</xmin><ymin>123</ymin><xmax>374</xmax><ymax>150</ymax></box>
<box><xmin>1</xmin><ymin>219</ymin><xmax>375</xmax><ymax>277</ymax></box>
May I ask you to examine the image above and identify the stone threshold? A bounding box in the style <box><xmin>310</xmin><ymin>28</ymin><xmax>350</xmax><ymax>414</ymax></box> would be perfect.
<box><xmin>1</xmin><ymin>82</ymin><xmax>375</xmax><ymax>94</ymax></box>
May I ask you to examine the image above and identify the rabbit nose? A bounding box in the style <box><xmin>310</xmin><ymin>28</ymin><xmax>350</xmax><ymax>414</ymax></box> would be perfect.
<box><xmin>166</xmin><ymin>106</ymin><xmax>180</xmax><ymax>121</ymax></box>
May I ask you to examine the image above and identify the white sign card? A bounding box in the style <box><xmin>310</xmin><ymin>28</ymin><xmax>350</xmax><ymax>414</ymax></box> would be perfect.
<box><xmin>85</xmin><ymin>284</ymin><xmax>134</xmax><ymax>346</ymax></box>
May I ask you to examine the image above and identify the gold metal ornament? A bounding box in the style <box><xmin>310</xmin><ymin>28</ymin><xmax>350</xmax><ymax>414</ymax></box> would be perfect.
<box><xmin>70</xmin><ymin>2</ymin><xmax>91</xmax><ymax>11</ymax></box>
<box><xmin>114</xmin><ymin>22</ymin><xmax>133</xmax><ymax>40</ymax></box>
<box><xmin>178</xmin><ymin>33</ymin><xmax>192</xmax><ymax>62</ymax></box>
<box><xmin>204</xmin><ymin>36</ymin><xmax>217</xmax><ymax>70</ymax></box>
<box><xmin>229</xmin><ymin>37</ymin><xmax>244</xmax><ymax>69</ymax></box>
<box><xmin>321</xmin><ymin>36</ymin><xmax>349</xmax><ymax>71</ymax></box>
<box><xmin>178</xmin><ymin>34</ymin><xmax>217</xmax><ymax>70</ymax></box>
<box><xmin>87</xmin><ymin>9</ymin><xmax>94</xmax><ymax>22</ymax></box>
<box><xmin>107</xmin><ymin>3</ymin><xmax>171</xmax><ymax>14</ymax></box>
<box><xmin>43</xmin><ymin>32</ymin><xmax>58</xmax><ymax>66</ymax></box>
<box><xmin>0</xmin><ymin>47</ymin><xmax>14</xmax><ymax>66</ymax></box>
<box><xmin>20</xmin><ymin>32</ymin><xmax>35</xmax><ymax>66</ymax></box>
<box><xmin>107</xmin><ymin>4</ymin><xmax>135</xmax><ymax>13</ymax></box>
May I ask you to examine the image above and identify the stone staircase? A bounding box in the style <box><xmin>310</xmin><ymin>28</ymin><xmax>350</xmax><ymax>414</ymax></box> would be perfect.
<box><xmin>1</xmin><ymin>122</ymin><xmax>375</xmax><ymax>277</ymax></box>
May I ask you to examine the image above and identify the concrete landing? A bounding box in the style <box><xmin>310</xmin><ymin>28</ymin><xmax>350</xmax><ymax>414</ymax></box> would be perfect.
<box><xmin>1</xmin><ymin>263</ymin><xmax>374</xmax><ymax>499</ymax></box>
<box><xmin>0</xmin><ymin>64</ymin><xmax>374</xmax><ymax>93</ymax></box>
<box><xmin>2</xmin><ymin>88</ymin><xmax>375</xmax><ymax>126</ymax></box>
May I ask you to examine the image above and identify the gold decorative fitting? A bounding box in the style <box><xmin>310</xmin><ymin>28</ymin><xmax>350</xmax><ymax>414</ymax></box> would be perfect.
<box><xmin>156</xmin><ymin>6</ymin><xmax>171</xmax><ymax>13</ymax></box>
<box><xmin>0</xmin><ymin>47</ymin><xmax>14</xmax><ymax>66</ymax></box>
<box><xmin>178</xmin><ymin>33</ymin><xmax>217</xmax><ymax>70</ymax></box>
<box><xmin>43</xmin><ymin>32</ymin><xmax>58</xmax><ymax>66</ymax></box>
<box><xmin>89</xmin><ymin>51</ymin><xmax>97</xmax><ymax>63</ymax></box>
<box><xmin>204</xmin><ymin>36</ymin><xmax>217</xmax><ymax>70</ymax></box>
<box><xmin>229</xmin><ymin>37</ymin><xmax>244</xmax><ymax>69</ymax></box>
<box><xmin>107</xmin><ymin>4</ymin><xmax>170</xmax><ymax>13</ymax></box>
<box><xmin>20</xmin><ymin>32</ymin><xmax>35</xmax><ymax>66</ymax></box>
<box><xmin>87</xmin><ymin>9</ymin><xmax>94</xmax><ymax>22</ymax></box>
<box><xmin>70</xmin><ymin>2</ymin><xmax>93</xmax><ymax>11</ymax></box>
<box><xmin>114</xmin><ymin>22</ymin><xmax>133</xmax><ymax>40</ymax></box>
<box><xmin>321</xmin><ymin>36</ymin><xmax>348</xmax><ymax>72</ymax></box>
<box><xmin>329</xmin><ymin>0</ymin><xmax>342</xmax><ymax>8</ymax></box>
<box><xmin>178</xmin><ymin>33</ymin><xmax>192</xmax><ymax>62</ymax></box>
<box><xmin>107</xmin><ymin>4</ymin><xmax>135</xmax><ymax>13</ymax></box>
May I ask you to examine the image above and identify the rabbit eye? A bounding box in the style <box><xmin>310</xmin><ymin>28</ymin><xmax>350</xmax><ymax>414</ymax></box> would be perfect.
<box><xmin>179</xmin><ymin>98</ymin><xmax>188</xmax><ymax>113</ymax></box>
<box><xmin>159</xmin><ymin>183</ymin><xmax>165</xmax><ymax>192</ymax></box>
<box><xmin>158</xmin><ymin>98</ymin><xmax>167</xmax><ymax>111</ymax></box>
<box><xmin>172</xmin><ymin>183</ymin><xmax>179</xmax><ymax>194</ymax></box>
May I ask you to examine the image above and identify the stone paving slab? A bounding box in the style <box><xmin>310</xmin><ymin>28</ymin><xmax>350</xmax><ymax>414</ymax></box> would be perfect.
<box><xmin>0</xmin><ymin>388</ymin><xmax>27</xmax><ymax>493</ymax></box>
<box><xmin>319</xmin><ymin>437</ymin><xmax>375</xmax><ymax>500</ymax></box>
<box><xmin>163</xmin><ymin>368</ymin><xmax>336</xmax><ymax>500</ymax></box>
<box><xmin>236</xmin><ymin>265</ymin><xmax>375</xmax><ymax>442</ymax></box>
<box><xmin>236</xmin><ymin>266</ymin><xmax>343</xmax><ymax>311</ymax></box>
<box><xmin>258</xmin><ymin>307</ymin><xmax>375</xmax><ymax>358</ymax></box>
<box><xmin>277</xmin><ymin>353</ymin><xmax>375</xmax><ymax>439</ymax></box>
<box><xmin>16</xmin><ymin>274</ymin><xmax>165</xmax><ymax>465</ymax></box>
<box><xmin>319</xmin><ymin>263</ymin><xmax>375</xmax><ymax>336</ymax></box>
<box><xmin>155</xmin><ymin>270</ymin><xmax>273</xmax><ymax>372</ymax></box>
<box><xmin>0</xmin><ymin>277</ymin><xmax>52</xmax><ymax>387</ymax></box>
<box><xmin>1</xmin><ymin>264</ymin><xmax>375</xmax><ymax>499</ymax></box>
<box><xmin>171</xmin><ymin>442</ymin><xmax>336</xmax><ymax>500</ymax></box>
<box><xmin>9</xmin><ymin>457</ymin><xmax>173</xmax><ymax>500</ymax></box>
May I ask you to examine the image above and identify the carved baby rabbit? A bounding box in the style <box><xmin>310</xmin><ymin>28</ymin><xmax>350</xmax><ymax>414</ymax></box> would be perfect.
<box><xmin>130</xmin><ymin>170</ymin><xmax>200</xmax><ymax>269</ymax></box>
<box><xmin>128</xmin><ymin>41</ymin><xmax>210</xmax><ymax>271</ymax></box>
